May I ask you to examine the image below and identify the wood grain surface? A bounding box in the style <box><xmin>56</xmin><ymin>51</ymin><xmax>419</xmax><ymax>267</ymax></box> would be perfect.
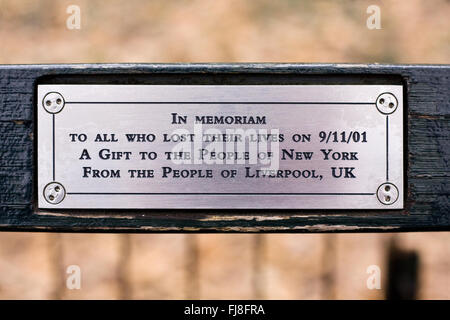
<box><xmin>0</xmin><ymin>63</ymin><xmax>448</xmax><ymax>232</ymax></box>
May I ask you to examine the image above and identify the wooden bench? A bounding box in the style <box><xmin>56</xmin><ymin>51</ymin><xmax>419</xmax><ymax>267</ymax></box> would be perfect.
<box><xmin>0</xmin><ymin>63</ymin><xmax>448</xmax><ymax>232</ymax></box>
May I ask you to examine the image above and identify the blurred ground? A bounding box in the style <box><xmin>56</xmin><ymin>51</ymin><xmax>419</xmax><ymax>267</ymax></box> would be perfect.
<box><xmin>0</xmin><ymin>0</ymin><xmax>448</xmax><ymax>63</ymax></box>
<box><xmin>0</xmin><ymin>233</ymin><xmax>448</xmax><ymax>299</ymax></box>
<box><xmin>0</xmin><ymin>0</ymin><xmax>449</xmax><ymax>299</ymax></box>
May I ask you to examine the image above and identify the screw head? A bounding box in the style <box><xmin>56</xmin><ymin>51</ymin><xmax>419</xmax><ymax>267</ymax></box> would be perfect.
<box><xmin>377</xmin><ymin>182</ymin><xmax>399</xmax><ymax>205</ymax></box>
<box><xmin>43</xmin><ymin>182</ymin><xmax>66</xmax><ymax>205</ymax></box>
<box><xmin>43</xmin><ymin>92</ymin><xmax>65</xmax><ymax>114</ymax></box>
<box><xmin>376</xmin><ymin>93</ymin><xmax>398</xmax><ymax>115</ymax></box>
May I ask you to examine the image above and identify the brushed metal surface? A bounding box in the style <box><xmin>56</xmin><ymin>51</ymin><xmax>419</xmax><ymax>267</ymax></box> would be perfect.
<box><xmin>37</xmin><ymin>84</ymin><xmax>403</xmax><ymax>209</ymax></box>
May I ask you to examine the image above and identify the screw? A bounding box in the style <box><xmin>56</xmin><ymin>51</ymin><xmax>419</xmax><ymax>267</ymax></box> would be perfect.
<box><xmin>43</xmin><ymin>92</ymin><xmax>65</xmax><ymax>114</ymax></box>
<box><xmin>43</xmin><ymin>182</ymin><xmax>66</xmax><ymax>205</ymax></box>
<box><xmin>377</xmin><ymin>182</ymin><xmax>399</xmax><ymax>205</ymax></box>
<box><xmin>375</xmin><ymin>93</ymin><xmax>398</xmax><ymax>115</ymax></box>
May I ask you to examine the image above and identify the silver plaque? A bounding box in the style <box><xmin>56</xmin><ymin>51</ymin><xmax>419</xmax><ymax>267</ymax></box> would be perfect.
<box><xmin>37</xmin><ymin>84</ymin><xmax>404</xmax><ymax>209</ymax></box>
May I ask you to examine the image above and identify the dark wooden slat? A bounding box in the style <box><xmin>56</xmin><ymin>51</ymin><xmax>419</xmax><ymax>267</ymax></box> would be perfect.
<box><xmin>0</xmin><ymin>121</ymin><xmax>33</xmax><ymax>167</ymax></box>
<box><xmin>0</xmin><ymin>63</ymin><xmax>448</xmax><ymax>232</ymax></box>
<box><xmin>409</xmin><ymin>117</ymin><xmax>449</xmax><ymax>177</ymax></box>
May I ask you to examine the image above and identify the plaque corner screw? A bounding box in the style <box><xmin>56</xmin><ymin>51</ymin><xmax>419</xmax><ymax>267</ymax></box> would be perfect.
<box><xmin>377</xmin><ymin>182</ymin><xmax>399</xmax><ymax>205</ymax></box>
<box><xmin>43</xmin><ymin>181</ymin><xmax>66</xmax><ymax>205</ymax></box>
<box><xmin>43</xmin><ymin>92</ymin><xmax>65</xmax><ymax>114</ymax></box>
<box><xmin>376</xmin><ymin>92</ymin><xmax>398</xmax><ymax>115</ymax></box>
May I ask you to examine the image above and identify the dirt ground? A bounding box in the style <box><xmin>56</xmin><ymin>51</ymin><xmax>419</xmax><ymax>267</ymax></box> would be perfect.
<box><xmin>0</xmin><ymin>0</ymin><xmax>448</xmax><ymax>299</ymax></box>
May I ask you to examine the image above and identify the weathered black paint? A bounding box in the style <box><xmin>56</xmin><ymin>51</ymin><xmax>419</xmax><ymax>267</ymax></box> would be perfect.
<box><xmin>0</xmin><ymin>64</ymin><xmax>448</xmax><ymax>232</ymax></box>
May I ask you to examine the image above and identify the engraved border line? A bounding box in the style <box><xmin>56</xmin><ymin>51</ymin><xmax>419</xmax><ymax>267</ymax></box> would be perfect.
<box><xmin>65</xmin><ymin>101</ymin><xmax>376</xmax><ymax>105</ymax></box>
<box><xmin>66</xmin><ymin>192</ymin><xmax>375</xmax><ymax>196</ymax></box>
<box><xmin>57</xmin><ymin>100</ymin><xmax>378</xmax><ymax>197</ymax></box>
<box><xmin>386</xmin><ymin>115</ymin><xmax>389</xmax><ymax>181</ymax></box>
<box><xmin>52</xmin><ymin>114</ymin><xmax>55</xmax><ymax>181</ymax></box>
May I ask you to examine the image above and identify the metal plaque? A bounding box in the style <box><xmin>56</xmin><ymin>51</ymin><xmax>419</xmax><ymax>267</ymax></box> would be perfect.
<box><xmin>37</xmin><ymin>84</ymin><xmax>404</xmax><ymax>209</ymax></box>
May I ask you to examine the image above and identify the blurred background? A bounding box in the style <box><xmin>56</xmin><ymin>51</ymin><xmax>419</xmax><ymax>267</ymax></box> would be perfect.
<box><xmin>0</xmin><ymin>0</ymin><xmax>449</xmax><ymax>299</ymax></box>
